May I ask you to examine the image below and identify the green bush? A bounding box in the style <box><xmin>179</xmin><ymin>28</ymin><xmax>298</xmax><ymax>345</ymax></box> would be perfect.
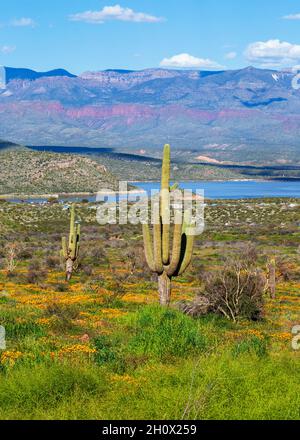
<box><xmin>128</xmin><ymin>305</ymin><xmax>208</xmax><ymax>359</ymax></box>
<box><xmin>93</xmin><ymin>305</ymin><xmax>208</xmax><ymax>372</ymax></box>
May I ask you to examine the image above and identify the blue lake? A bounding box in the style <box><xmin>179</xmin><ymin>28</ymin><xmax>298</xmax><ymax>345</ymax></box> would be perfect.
<box><xmin>6</xmin><ymin>180</ymin><xmax>300</xmax><ymax>203</ymax></box>
<box><xmin>132</xmin><ymin>180</ymin><xmax>300</xmax><ymax>200</ymax></box>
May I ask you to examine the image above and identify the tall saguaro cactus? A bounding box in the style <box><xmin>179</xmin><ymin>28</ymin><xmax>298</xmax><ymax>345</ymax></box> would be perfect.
<box><xmin>61</xmin><ymin>204</ymin><xmax>81</xmax><ymax>281</ymax></box>
<box><xmin>142</xmin><ymin>144</ymin><xmax>195</xmax><ymax>306</ymax></box>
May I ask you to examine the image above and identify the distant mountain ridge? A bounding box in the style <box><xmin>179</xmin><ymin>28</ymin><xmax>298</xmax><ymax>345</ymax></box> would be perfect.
<box><xmin>0</xmin><ymin>65</ymin><xmax>299</xmax><ymax>164</ymax></box>
<box><xmin>0</xmin><ymin>139</ymin><xmax>21</xmax><ymax>150</ymax></box>
<box><xmin>1</xmin><ymin>66</ymin><xmax>76</xmax><ymax>84</ymax></box>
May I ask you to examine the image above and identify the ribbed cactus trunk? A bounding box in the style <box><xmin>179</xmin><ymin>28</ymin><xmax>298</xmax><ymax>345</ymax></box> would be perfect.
<box><xmin>66</xmin><ymin>259</ymin><xmax>74</xmax><ymax>281</ymax></box>
<box><xmin>158</xmin><ymin>272</ymin><xmax>171</xmax><ymax>306</ymax></box>
<box><xmin>142</xmin><ymin>144</ymin><xmax>195</xmax><ymax>306</ymax></box>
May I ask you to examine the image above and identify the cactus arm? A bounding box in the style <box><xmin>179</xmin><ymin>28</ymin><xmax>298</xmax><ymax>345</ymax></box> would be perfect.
<box><xmin>68</xmin><ymin>204</ymin><xmax>75</xmax><ymax>249</ymax></box>
<box><xmin>76</xmin><ymin>223</ymin><xmax>81</xmax><ymax>247</ymax></box>
<box><xmin>74</xmin><ymin>223</ymin><xmax>81</xmax><ymax>259</ymax></box>
<box><xmin>166</xmin><ymin>220</ymin><xmax>183</xmax><ymax>277</ymax></box>
<box><xmin>177</xmin><ymin>232</ymin><xmax>194</xmax><ymax>276</ymax></box>
<box><xmin>161</xmin><ymin>144</ymin><xmax>171</xmax><ymax>265</ymax></box>
<box><xmin>177</xmin><ymin>213</ymin><xmax>195</xmax><ymax>276</ymax></box>
<box><xmin>75</xmin><ymin>243</ymin><xmax>80</xmax><ymax>261</ymax></box>
<box><xmin>142</xmin><ymin>224</ymin><xmax>156</xmax><ymax>272</ymax></box>
<box><xmin>70</xmin><ymin>232</ymin><xmax>76</xmax><ymax>259</ymax></box>
<box><xmin>71</xmin><ymin>228</ymin><xmax>80</xmax><ymax>260</ymax></box>
<box><xmin>76</xmin><ymin>222</ymin><xmax>81</xmax><ymax>238</ymax></box>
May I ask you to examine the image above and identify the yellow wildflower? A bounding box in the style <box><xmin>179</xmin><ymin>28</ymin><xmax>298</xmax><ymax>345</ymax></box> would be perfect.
<box><xmin>1</xmin><ymin>351</ymin><xmax>22</xmax><ymax>366</ymax></box>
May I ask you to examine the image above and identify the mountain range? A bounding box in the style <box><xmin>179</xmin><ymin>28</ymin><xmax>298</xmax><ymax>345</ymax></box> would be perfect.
<box><xmin>0</xmin><ymin>65</ymin><xmax>299</xmax><ymax>164</ymax></box>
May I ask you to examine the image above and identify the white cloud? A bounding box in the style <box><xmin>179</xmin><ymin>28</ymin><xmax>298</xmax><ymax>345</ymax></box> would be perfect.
<box><xmin>224</xmin><ymin>51</ymin><xmax>237</xmax><ymax>60</ymax></box>
<box><xmin>11</xmin><ymin>17</ymin><xmax>35</xmax><ymax>27</ymax></box>
<box><xmin>160</xmin><ymin>53</ymin><xmax>224</xmax><ymax>69</ymax></box>
<box><xmin>282</xmin><ymin>13</ymin><xmax>300</xmax><ymax>20</ymax></box>
<box><xmin>245</xmin><ymin>39</ymin><xmax>300</xmax><ymax>67</ymax></box>
<box><xmin>69</xmin><ymin>4</ymin><xmax>163</xmax><ymax>24</ymax></box>
<box><xmin>1</xmin><ymin>45</ymin><xmax>16</xmax><ymax>54</ymax></box>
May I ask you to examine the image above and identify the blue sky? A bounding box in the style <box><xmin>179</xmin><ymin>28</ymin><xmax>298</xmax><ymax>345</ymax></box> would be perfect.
<box><xmin>1</xmin><ymin>0</ymin><xmax>300</xmax><ymax>73</ymax></box>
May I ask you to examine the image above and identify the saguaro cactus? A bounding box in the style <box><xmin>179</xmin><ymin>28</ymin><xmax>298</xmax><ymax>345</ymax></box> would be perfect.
<box><xmin>142</xmin><ymin>144</ymin><xmax>195</xmax><ymax>306</ymax></box>
<box><xmin>61</xmin><ymin>204</ymin><xmax>81</xmax><ymax>281</ymax></box>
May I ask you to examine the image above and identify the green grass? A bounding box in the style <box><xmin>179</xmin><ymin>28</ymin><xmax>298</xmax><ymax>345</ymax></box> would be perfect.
<box><xmin>0</xmin><ymin>305</ymin><xmax>299</xmax><ymax>420</ymax></box>
<box><xmin>93</xmin><ymin>306</ymin><xmax>209</xmax><ymax>373</ymax></box>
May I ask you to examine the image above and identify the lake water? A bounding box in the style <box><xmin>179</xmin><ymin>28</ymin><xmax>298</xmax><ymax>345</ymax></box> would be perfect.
<box><xmin>5</xmin><ymin>180</ymin><xmax>300</xmax><ymax>203</ymax></box>
<box><xmin>133</xmin><ymin>180</ymin><xmax>300</xmax><ymax>200</ymax></box>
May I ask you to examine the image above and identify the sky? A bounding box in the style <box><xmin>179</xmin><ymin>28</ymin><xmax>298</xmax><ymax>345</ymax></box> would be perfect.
<box><xmin>1</xmin><ymin>0</ymin><xmax>300</xmax><ymax>74</ymax></box>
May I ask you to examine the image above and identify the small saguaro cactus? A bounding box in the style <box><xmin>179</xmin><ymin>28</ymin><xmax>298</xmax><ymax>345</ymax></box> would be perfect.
<box><xmin>61</xmin><ymin>204</ymin><xmax>81</xmax><ymax>281</ymax></box>
<box><xmin>142</xmin><ymin>144</ymin><xmax>195</xmax><ymax>306</ymax></box>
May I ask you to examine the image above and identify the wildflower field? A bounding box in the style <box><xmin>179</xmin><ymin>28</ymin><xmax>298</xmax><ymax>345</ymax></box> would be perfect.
<box><xmin>0</xmin><ymin>199</ymin><xmax>299</xmax><ymax>420</ymax></box>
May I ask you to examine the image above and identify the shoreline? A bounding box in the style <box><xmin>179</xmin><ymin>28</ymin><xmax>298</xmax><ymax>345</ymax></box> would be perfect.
<box><xmin>1</xmin><ymin>179</ymin><xmax>300</xmax><ymax>201</ymax></box>
<box><xmin>0</xmin><ymin>189</ymin><xmax>147</xmax><ymax>200</ymax></box>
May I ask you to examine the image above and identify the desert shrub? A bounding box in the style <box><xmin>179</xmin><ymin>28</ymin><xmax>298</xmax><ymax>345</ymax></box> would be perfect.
<box><xmin>83</xmin><ymin>275</ymin><xmax>105</xmax><ymax>294</ymax></box>
<box><xmin>178</xmin><ymin>295</ymin><xmax>212</xmax><ymax>317</ymax></box>
<box><xmin>180</xmin><ymin>250</ymin><xmax>265</xmax><ymax>322</ymax></box>
<box><xmin>101</xmin><ymin>267</ymin><xmax>130</xmax><ymax>306</ymax></box>
<box><xmin>81</xmin><ymin>264</ymin><xmax>93</xmax><ymax>276</ymax></box>
<box><xmin>103</xmin><ymin>281</ymin><xmax>126</xmax><ymax>306</ymax></box>
<box><xmin>27</xmin><ymin>260</ymin><xmax>48</xmax><ymax>285</ymax></box>
<box><xmin>45</xmin><ymin>302</ymin><xmax>81</xmax><ymax>320</ymax></box>
<box><xmin>120</xmin><ymin>246</ymin><xmax>146</xmax><ymax>274</ymax></box>
<box><xmin>276</xmin><ymin>257</ymin><xmax>298</xmax><ymax>281</ymax></box>
<box><xmin>53</xmin><ymin>282</ymin><xmax>69</xmax><ymax>292</ymax></box>
<box><xmin>18</xmin><ymin>247</ymin><xmax>34</xmax><ymax>260</ymax></box>
<box><xmin>86</xmin><ymin>246</ymin><xmax>108</xmax><ymax>265</ymax></box>
<box><xmin>203</xmin><ymin>263</ymin><xmax>265</xmax><ymax>322</ymax></box>
<box><xmin>45</xmin><ymin>255</ymin><xmax>61</xmax><ymax>269</ymax></box>
<box><xmin>3</xmin><ymin>242</ymin><xmax>21</xmax><ymax>274</ymax></box>
<box><xmin>44</xmin><ymin>303</ymin><xmax>81</xmax><ymax>332</ymax></box>
<box><xmin>108</xmin><ymin>239</ymin><xmax>127</xmax><ymax>249</ymax></box>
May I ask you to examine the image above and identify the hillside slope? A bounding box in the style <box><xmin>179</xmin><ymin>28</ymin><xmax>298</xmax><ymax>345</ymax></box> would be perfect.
<box><xmin>0</xmin><ymin>139</ymin><xmax>21</xmax><ymax>150</ymax></box>
<box><xmin>0</xmin><ymin>148</ymin><xmax>117</xmax><ymax>195</ymax></box>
